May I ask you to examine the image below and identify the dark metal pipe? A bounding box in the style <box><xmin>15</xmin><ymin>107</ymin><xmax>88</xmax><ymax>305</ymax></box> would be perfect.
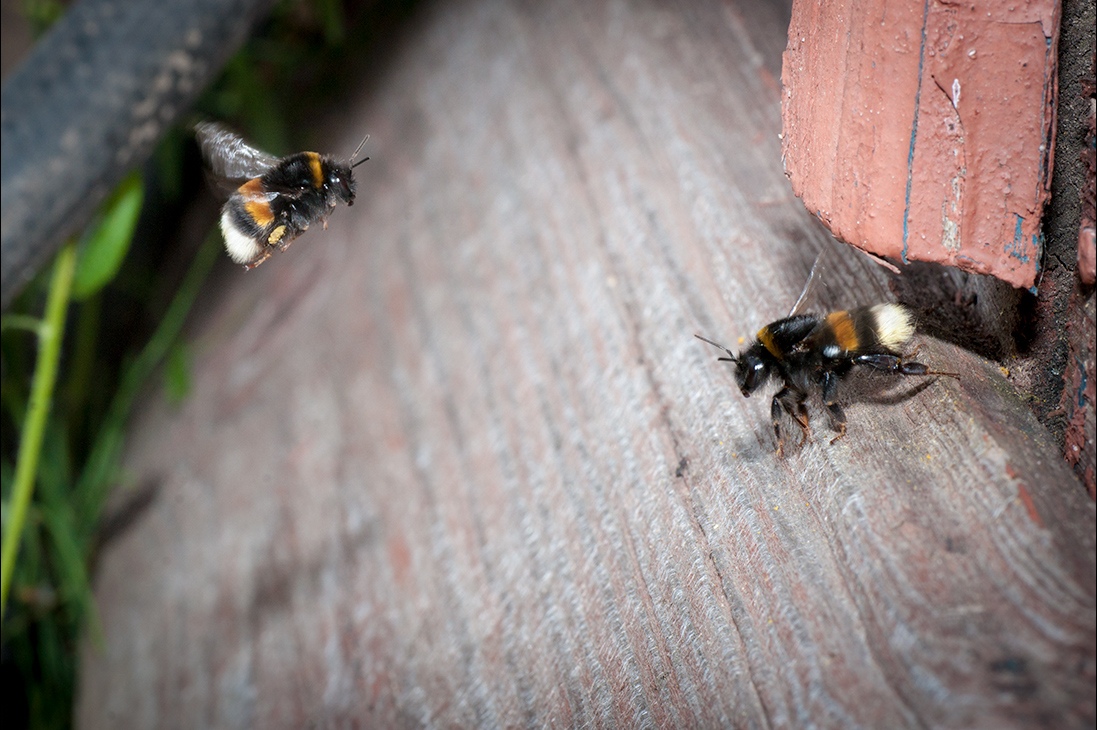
<box><xmin>1</xmin><ymin>0</ymin><xmax>275</xmax><ymax>309</ymax></box>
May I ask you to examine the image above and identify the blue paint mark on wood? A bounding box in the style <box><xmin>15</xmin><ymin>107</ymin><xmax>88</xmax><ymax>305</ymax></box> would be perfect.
<box><xmin>901</xmin><ymin>0</ymin><xmax>933</xmax><ymax>265</ymax></box>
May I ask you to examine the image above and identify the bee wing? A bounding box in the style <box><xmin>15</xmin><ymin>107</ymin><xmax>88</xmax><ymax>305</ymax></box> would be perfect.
<box><xmin>788</xmin><ymin>243</ymin><xmax>836</xmax><ymax>317</ymax></box>
<box><xmin>195</xmin><ymin>122</ymin><xmax>279</xmax><ymax>181</ymax></box>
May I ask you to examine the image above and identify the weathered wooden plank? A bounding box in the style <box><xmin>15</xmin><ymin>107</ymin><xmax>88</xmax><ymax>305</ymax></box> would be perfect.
<box><xmin>78</xmin><ymin>1</ymin><xmax>1095</xmax><ymax>728</ymax></box>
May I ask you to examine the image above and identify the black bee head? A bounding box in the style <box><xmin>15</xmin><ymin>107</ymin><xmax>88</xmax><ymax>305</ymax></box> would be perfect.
<box><xmin>733</xmin><ymin>350</ymin><xmax>770</xmax><ymax>397</ymax></box>
<box><xmin>327</xmin><ymin>162</ymin><xmax>357</xmax><ymax>206</ymax></box>
<box><xmin>696</xmin><ymin>333</ymin><xmax>771</xmax><ymax>398</ymax></box>
<box><xmin>336</xmin><ymin>133</ymin><xmax>370</xmax><ymax>208</ymax></box>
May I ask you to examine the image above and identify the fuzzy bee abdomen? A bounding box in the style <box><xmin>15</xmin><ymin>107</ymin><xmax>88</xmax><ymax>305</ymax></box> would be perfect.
<box><xmin>809</xmin><ymin>304</ymin><xmax>915</xmax><ymax>359</ymax></box>
<box><xmin>220</xmin><ymin>180</ymin><xmax>274</xmax><ymax>264</ymax></box>
<box><xmin>223</xmin><ymin>175</ymin><xmax>336</xmax><ymax>265</ymax></box>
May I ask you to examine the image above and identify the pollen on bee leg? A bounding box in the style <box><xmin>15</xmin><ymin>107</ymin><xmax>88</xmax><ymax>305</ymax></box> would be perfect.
<box><xmin>268</xmin><ymin>225</ymin><xmax>287</xmax><ymax>245</ymax></box>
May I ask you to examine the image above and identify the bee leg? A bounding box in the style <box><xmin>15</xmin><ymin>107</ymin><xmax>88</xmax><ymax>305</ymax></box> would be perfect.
<box><xmin>243</xmin><ymin>247</ymin><xmax>274</xmax><ymax>271</ymax></box>
<box><xmin>826</xmin><ymin>403</ymin><xmax>847</xmax><ymax>444</ymax></box>
<box><xmin>263</xmin><ymin>223</ymin><xmax>301</xmax><ymax>253</ymax></box>
<box><xmin>771</xmin><ymin>390</ymin><xmax>786</xmax><ymax>455</ymax></box>
<box><xmin>792</xmin><ymin>394</ymin><xmax>810</xmax><ymax>446</ymax></box>
<box><xmin>819</xmin><ymin>369</ymin><xmax>848</xmax><ymax>444</ymax></box>
<box><xmin>855</xmin><ymin>353</ymin><xmax>959</xmax><ymax>379</ymax></box>
<box><xmin>772</xmin><ymin>386</ymin><xmax>810</xmax><ymax>455</ymax></box>
<box><xmin>855</xmin><ymin>353</ymin><xmax>902</xmax><ymax>372</ymax></box>
<box><xmin>277</xmin><ymin>232</ymin><xmax>306</xmax><ymax>253</ymax></box>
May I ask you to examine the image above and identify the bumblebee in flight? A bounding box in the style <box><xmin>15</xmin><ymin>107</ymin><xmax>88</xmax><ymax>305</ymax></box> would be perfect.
<box><xmin>196</xmin><ymin>122</ymin><xmax>368</xmax><ymax>269</ymax></box>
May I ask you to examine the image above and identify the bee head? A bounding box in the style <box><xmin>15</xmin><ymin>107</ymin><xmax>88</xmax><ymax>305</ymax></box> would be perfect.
<box><xmin>696</xmin><ymin>334</ymin><xmax>771</xmax><ymax>397</ymax></box>
<box><xmin>733</xmin><ymin>349</ymin><xmax>770</xmax><ymax>397</ymax></box>
<box><xmin>334</xmin><ymin>132</ymin><xmax>371</xmax><ymax>207</ymax></box>
<box><xmin>327</xmin><ymin>162</ymin><xmax>357</xmax><ymax>206</ymax></box>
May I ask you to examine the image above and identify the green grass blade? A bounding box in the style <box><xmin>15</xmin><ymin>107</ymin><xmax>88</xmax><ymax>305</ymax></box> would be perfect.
<box><xmin>1</xmin><ymin>242</ymin><xmax>77</xmax><ymax>618</ymax></box>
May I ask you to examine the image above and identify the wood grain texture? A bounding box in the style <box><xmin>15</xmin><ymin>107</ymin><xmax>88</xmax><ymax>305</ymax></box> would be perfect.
<box><xmin>77</xmin><ymin>1</ymin><xmax>1095</xmax><ymax>728</ymax></box>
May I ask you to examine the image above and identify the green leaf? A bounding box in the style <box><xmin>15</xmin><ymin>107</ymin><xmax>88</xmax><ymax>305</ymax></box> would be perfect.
<box><xmin>71</xmin><ymin>173</ymin><xmax>145</xmax><ymax>300</ymax></box>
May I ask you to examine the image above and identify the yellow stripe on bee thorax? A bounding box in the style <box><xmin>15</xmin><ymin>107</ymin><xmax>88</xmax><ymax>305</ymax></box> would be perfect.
<box><xmin>826</xmin><ymin>310</ymin><xmax>860</xmax><ymax>352</ymax></box>
<box><xmin>757</xmin><ymin>326</ymin><xmax>782</xmax><ymax>359</ymax></box>
<box><xmin>306</xmin><ymin>152</ymin><xmax>324</xmax><ymax>187</ymax></box>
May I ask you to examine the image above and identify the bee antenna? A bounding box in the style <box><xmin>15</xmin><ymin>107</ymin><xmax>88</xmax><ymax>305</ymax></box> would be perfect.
<box><xmin>694</xmin><ymin>333</ymin><xmax>739</xmax><ymax>363</ymax></box>
<box><xmin>350</xmin><ymin>133</ymin><xmax>370</xmax><ymax>163</ymax></box>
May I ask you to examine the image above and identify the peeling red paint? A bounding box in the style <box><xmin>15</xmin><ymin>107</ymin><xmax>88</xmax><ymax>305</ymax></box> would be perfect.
<box><xmin>782</xmin><ymin>0</ymin><xmax>1060</xmax><ymax>290</ymax></box>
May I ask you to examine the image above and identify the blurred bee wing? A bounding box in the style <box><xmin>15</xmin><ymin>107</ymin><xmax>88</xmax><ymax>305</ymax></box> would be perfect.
<box><xmin>195</xmin><ymin>122</ymin><xmax>279</xmax><ymax>181</ymax></box>
<box><xmin>201</xmin><ymin>167</ymin><xmax>244</xmax><ymax>198</ymax></box>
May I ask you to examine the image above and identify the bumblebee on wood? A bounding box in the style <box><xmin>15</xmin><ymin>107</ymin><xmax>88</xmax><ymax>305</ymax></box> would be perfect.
<box><xmin>196</xmin><ymin>122</ymin><xmax>368</xmax><ymax>269</ymax></box>
<box><xmin>696</xmin><ymin>302</ymin><xmax>958</xmax><ymax>454</ymax></box>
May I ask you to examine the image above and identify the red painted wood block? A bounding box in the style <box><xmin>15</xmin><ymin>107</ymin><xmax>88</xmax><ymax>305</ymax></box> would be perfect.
<box><xmin>781</xmin><ymin>0</ymin><xmax>1060</xmax><ymax>289</ymax></box>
